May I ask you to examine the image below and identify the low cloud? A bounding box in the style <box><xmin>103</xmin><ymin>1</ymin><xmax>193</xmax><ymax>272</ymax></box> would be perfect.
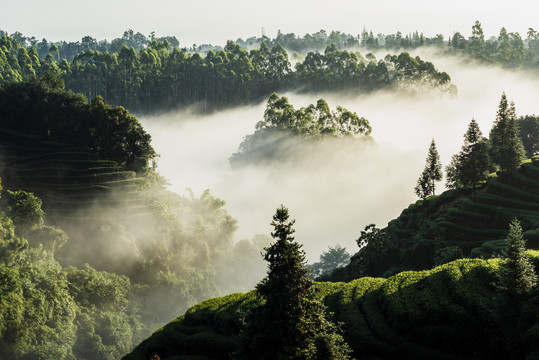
<box><xmin>141</xmin><ymin>53</ymin><xmax>539</xmax><ymax>261</ymax></box>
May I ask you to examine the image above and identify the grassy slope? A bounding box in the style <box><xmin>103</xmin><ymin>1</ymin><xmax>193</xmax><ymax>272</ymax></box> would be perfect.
<box><xmin>123</xmin><ymin>254</ymin><xmax>539</xmax><ymax>360</ymax></box>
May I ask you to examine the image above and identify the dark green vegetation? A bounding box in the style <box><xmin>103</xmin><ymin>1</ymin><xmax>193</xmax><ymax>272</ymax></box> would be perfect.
<box><xmin>0</xmin><ymin>76</ymin><xmax>156</xmax><ymax>173</ymax></box>
<box><xmin>230</xmin><ymin>93</ymin><xmax>371</xmax><ymax>165</ymax></box>
<box><xmin>498</xmin><ymin>219</ymin><xmax>538</xmax><ymax>298</ymax></box>
<box><xmin>0</xmin><ymin>31</ymin><xmax>452</xmax><ymax>114</ymax></box>
<box><xmin>489</xmin><ymin>93</ymin><xmax>525</xmax><ymax>175</ymax></box>
<box><xmin>445</xmin><ymin>119</ymin><xmax>490</xmax><ymax>191</ymax></box>
<box><xmin>0</xmin><ymin>186</ymin><xmax>142</xmax><ymax>360</ymax></box>
<box><xmin>123</xmin><ymin>255</ymin><xmax>539</xmax><ymax>360</ymax></box>
<box><xmin>124</xmin><ymin>90</ymin><xmax>539</xmax><ymax>359</ymax></box>
<box><xmin>0</xmin><ymin>80</ymin><xmax>269</xmax><ymax>359</ymax></box>
<box><xmin>331</xmin><ymin>154</ymin><xmax>539</xmax><ymax>281</ymax></box>
<box><xmin>237</xmin><ymin>206</ymin><xmax>351</xmax><ymax>359</ymax></box>
<box><xmin>3</xmin><ymin>20</ymin><xmax>539</xmax><ymax>114</ymax></box>
<box><xmin>414</xmin><ymin>139</ymin><xmax>443</xmax><ymax>199</ymax></box>
<box><xmin>322</xmin><ymin>93</ymin><xmax>534</xmax><ymax>281</ymax></box>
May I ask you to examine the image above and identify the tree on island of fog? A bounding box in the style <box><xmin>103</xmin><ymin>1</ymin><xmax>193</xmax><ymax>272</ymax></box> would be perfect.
<box><xmin>415</xmin><ymin>139</ymin><xmax>443</xmax><ymax>199</ymax></box>
<box><xmin>237</xmin><ymin>205</ymin><xmax>352</xmax><ymax>360</ymax></box>
<box><xmin>489</xmin><ymin>93</ymin><xmax>525</xmax><ymax>175</ymax></box>
<box><xmin>445</xmin><ymin>118</ymin><xmax>490</xmax><ymax>191</ymax></box>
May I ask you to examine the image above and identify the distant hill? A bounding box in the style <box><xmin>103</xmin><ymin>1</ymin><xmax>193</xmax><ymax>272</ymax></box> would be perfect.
<box><xmin>122</xmin><ymin>255</ymin><xmax>539</xmax><ymax>360</ymax></box>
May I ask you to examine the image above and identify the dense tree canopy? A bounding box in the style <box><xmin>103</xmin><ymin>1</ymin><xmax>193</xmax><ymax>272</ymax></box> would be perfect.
<box><xmin>517</xmin><ymin>115</ymin><xmax>539</xmax><ymax>158</ymax></box>
<box><xmin>0</xmin><ymin>31</ymin><xmax>453</xmax><ymax>114</ymax></box>
<box><xmin>231</xmin><ymin>93</ymin><xmax>371</xmax><ymax>165</ymax></box>
<box><xmin>0</xmin><ymin>78</ymin><xmax>157</xmax><ymax>173</ymax></box>
<box><xmin>3</xmin><ymin>21</ymin><xmax>539</xmax><ymax>117</ymax></box>
<box><xmin>0</xmin><ymin>187</ymin><xmax>142</xmax><ymax>360</ymax></box>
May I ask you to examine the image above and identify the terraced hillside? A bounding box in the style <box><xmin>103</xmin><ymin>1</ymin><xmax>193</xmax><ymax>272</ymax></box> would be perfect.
<box><xmin>123</xmin><ymin>255</ymin><xmax>539</xmax><ymax>360</ymax></box>
<box><xmin>0</xmin><ymin>125</ymin><xmax>157</xmax><ymax>274</ymax></box>
<box><xmin>330</xmin><ymin>158</ymin><xmax>539</xmax><ymax>280</ymax></box>
<box><xmin>0</xmin><ymin>128</ymin><xmax>148</xmax><ymax>223</ymax></box>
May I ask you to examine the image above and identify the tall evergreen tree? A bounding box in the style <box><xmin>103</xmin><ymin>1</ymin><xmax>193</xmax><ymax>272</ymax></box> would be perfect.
<box><xmin>498</xmin><ymin>219</ymin><xmax>538</xmax><ymax>298</ymax></box>
<box><xmin>446</xmin><ymin>119</ymin><xmax>490</xmax><ymax>190</ymax></box>
<box><xmin>495</xmin><ymin>219</ymin><xmax>538</xmax><ymax>359</ymax></box>
<box><xmin>489</xmin><ymin>93</ymin><xmax>525</xmax><ymax>175</ymax></box>
<box><xmin>237</xmin><ymin>205</ymin><xmax>351</xmax><ymax>360</ymax></box>
<box><xmin>469</xmin><ymin>21</ymin><xmax>486</xmax><ymax>56</ymax></box>
<box><xmin>415</xmin><ymin>139</ymin><xmax>443</xmax><ymax>199</ymax></box>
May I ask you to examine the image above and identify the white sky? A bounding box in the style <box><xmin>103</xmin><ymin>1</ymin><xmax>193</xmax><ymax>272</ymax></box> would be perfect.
<box><xmin>2</xmin><ymin>0</ymin><xmax>538</xmax><ymax>46</ymax></box>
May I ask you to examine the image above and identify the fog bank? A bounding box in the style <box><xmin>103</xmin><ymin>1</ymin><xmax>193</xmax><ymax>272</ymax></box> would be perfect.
<box><xmin>142</xmin><ymin>54</ymin><xmax>539</xmax><ymax>261</ymax></box>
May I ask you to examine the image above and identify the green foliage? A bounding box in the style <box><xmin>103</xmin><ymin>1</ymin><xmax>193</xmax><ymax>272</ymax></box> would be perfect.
<box><xmin>445</xmin><ymin>119</ymin><xmax>490</xmax><ymax>190</ymax></box>
<box><xmin>497</xmin><ymin>219</ymin><xmax>538</xmax><ymax>298</ymax></box>
<box><xmin>353</xmin><ymin>224</ymin><xmax>401</xmax><ymax>278</ymax></box>
<box><xmin>489</xmin><ymin>93</ymin><xmax>525</xmax><ymax>175</ymax></box>
<box><xmin>0</xmin><ymin>31</ymin><xmax>453</xmax><ymax>114</ymax></box>
<box><xmin>2</xmin><ymin>189</ymin><xmax>44</xmax><ymax>236</ymax></box>
<box><xmin>0</xmin><ymin>217</ymin><xmax>77</xmax><ymax>360</ymax></box>
<box><xmin>518</xmin><ymin>115</ymin><xmax>539</xmax><ymax>158</ymax></box>
<box><xmin>231</xmin><ymin>94</ymin><xmax>371</xmax><ymax>165</ymax></box>
<box><xmin>0</xmin><ymin>79</ymin><xmax>157</xmax><ymax>173</ymax></box>
<box><xmin>125</xmin><ymin>256</ymin><xmax>539</xmax><ymax>360</ymax></box>
<box><xmin>65</xmin><ymin>265</ymin><xmax>142</xmax><ymax>360</ymax></box>
<box><xmin>415</xmin><ymin>139</ymin><xmax>443</xmax><ymax>199</ymax></box>
<box><xmin>433</xmin><ymin>246</ymin><xmax>464</xmax><ymax>266</ymax></box>
<box><xmin>237</xmin><ymin>205</ymin><xmax>351</xmax><ymax>360</ymax></box>
<box><xmin>0</xmin><ymin>194</ymin><xmax>148</xmax><ymax>360</ymax></box>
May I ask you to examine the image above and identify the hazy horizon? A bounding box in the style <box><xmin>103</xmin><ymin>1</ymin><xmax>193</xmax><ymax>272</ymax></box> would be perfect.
<box><xmin>2</xmin><ymin>0</ymin><xmax>538</xmax><ymax>47</ymax></box>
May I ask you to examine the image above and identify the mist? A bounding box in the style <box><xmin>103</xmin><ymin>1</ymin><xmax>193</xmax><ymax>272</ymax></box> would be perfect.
<box><xmin>141</xmin><ymin>53</ymin><xmax>539</xmax><ymax>262</ymax></box>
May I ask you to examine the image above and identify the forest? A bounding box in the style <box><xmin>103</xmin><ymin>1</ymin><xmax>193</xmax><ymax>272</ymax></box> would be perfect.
<box><xmin>1</xmin><ymin>18</ymin><xmax>539</xmax><ymax>360</ymax></box>
<box><xmin>0</xmin><ymin>27</ymin><xmax>455</xmax><ymax>113</ymax></box>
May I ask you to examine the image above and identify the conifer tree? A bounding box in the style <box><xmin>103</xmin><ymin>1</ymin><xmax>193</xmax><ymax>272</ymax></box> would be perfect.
<box><xmin>446</xmin><ymin>119</ymin><xmax>490</xmax><ymax>190</ymax></box>
<box><xmin>415</xmin><ymin>139</ymin><xmax>442</xmax><ymax>199</ymax></box>
<box><xmin>237</xmin><ymin>205</ymin><xmax>351</xmax><ymax>360</ymax></box>
<box><xmin>498</xmin><ymin>219</ymin><xmax>538</xmax><ymax>298</ymax></box>
<box><xmin>489</xmin><ymin>93</ymin><xmax>525</xmax><ymax>175</ymax></box>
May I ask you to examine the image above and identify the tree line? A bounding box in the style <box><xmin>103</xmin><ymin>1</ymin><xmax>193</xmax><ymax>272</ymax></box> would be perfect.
<box><xmin>0</xmin><ymin>32</ymin><xmax>452</xmax><ymax>114</ymax></box>
<box><xmin>239</xmin><ymin>22</ymin><xmax>538</xmax><ymax>70</ymax></box>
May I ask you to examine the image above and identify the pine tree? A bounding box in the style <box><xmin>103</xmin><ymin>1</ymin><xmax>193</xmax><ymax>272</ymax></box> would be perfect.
<box><xmin>498</xmin><ymin>219</ymin><xmax>538</xmax><ymax>298</ymax></box>
<box><xmin>446</xmin><ymin>119</ymin><xmax>490</xmax><ymax>190</ymax></box>
<box><xmin>237</xmin><ymin>205</ymin><xmax>351</xmax><ymax>360</ymax></box>
<box><xmin>489</xmin><ymin>93</ymin><xmax>525</xmax><ymax>175</ymax></box>
<box><xmin>415</xmin><ymin>139</ymin><xmax>442</xmax><ymax>199</ymax></box>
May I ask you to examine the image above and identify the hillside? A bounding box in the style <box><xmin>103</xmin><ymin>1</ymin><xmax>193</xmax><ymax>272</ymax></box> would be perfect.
<box><xmin>0</xmin><ymin>79</ymin><xmax>271</xmax><ymax>359</ymax></box>
<box><xmin>0</xmin><ymin>127</ymin><xmax>146</xmax><ymax>221</ymax></box>
<box><xmin>123</xmin><ymin>255</ymin><xmax>539</xmax><ymax>360</ymax></box>
<box><xmin>323</xmin><ymin>158</ymin><xmax>539</xmax><ymax>281</ymax></box>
